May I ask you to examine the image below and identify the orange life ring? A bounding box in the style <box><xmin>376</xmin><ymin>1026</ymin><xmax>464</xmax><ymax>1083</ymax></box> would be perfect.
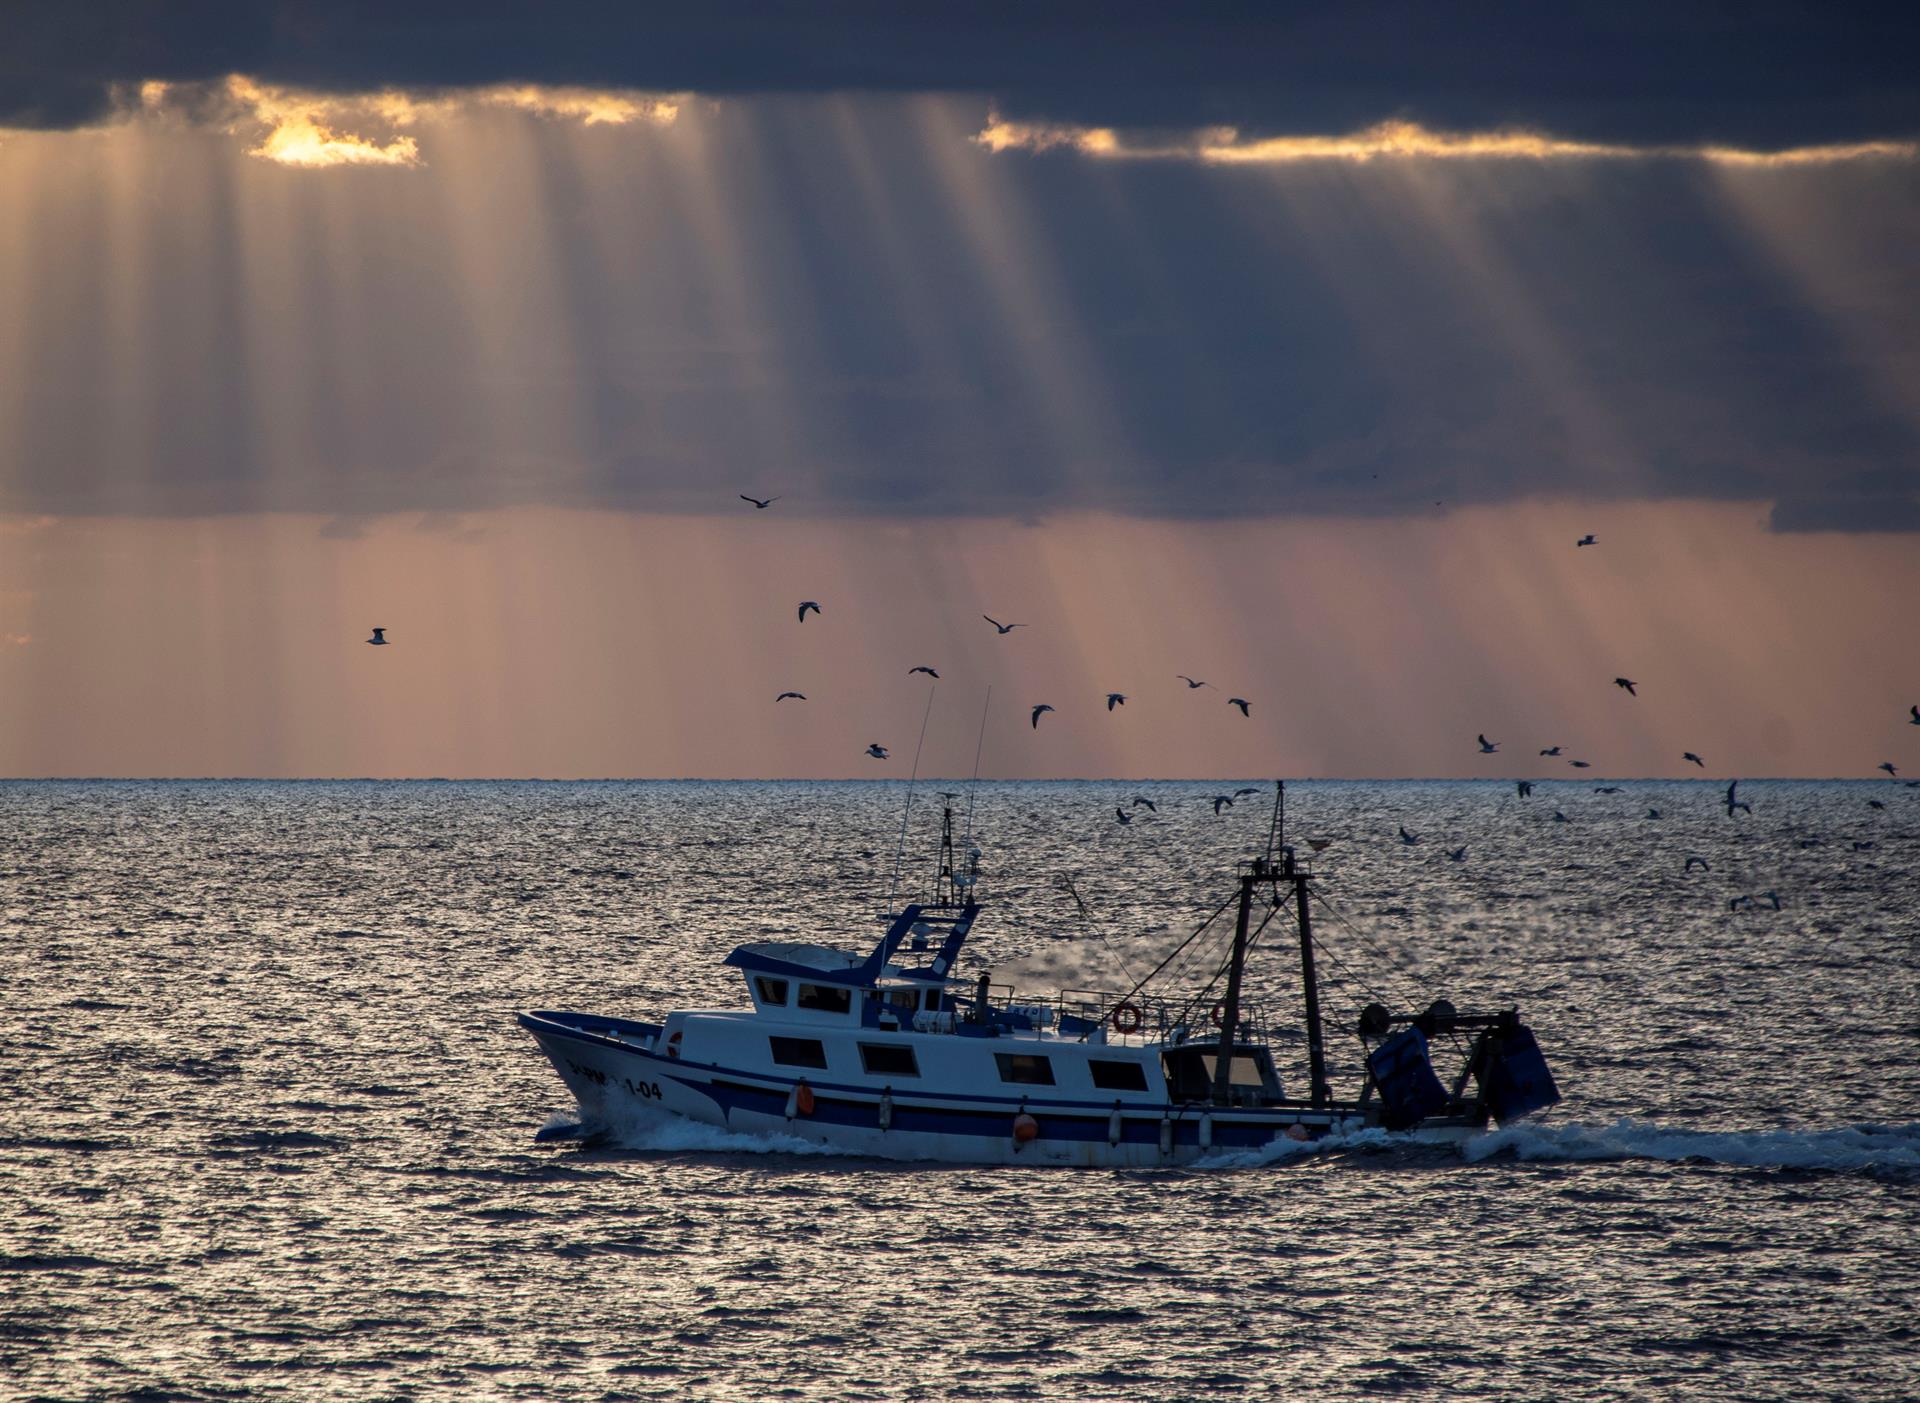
<box><xmin>1110</xmin><ymin>1002</ymin><xmax>1144</xmax><ymax>1035</ymax></box>
<box><xmin>794</xmin><ymin>1082</ymin><xmax>815</xmax><ymax>1116</ymax></box>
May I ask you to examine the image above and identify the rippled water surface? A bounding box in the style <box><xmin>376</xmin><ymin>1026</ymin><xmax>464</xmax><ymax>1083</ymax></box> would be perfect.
<box><xmin>3</xmin><ymin>779</ymin><xmax>1917</xmax><ymax>1400</ymax></box>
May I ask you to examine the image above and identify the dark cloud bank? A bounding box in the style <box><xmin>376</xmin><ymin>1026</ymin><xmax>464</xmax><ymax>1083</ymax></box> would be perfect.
<box><xmin>7</xmin><ymin>1</ymin><xmax>1920</xmax><ymax>148</ymax></box>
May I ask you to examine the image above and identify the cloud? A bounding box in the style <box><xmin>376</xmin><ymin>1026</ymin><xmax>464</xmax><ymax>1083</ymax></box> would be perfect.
<box><xmin>975</xmin><ymin>117</ymin><xmax>1920</xmax><ymax>168</ymax></box>
<box><xmin>4</xmin><ymin>3</ymin><xmax>1918</xmax><ymax>153</ymax></box>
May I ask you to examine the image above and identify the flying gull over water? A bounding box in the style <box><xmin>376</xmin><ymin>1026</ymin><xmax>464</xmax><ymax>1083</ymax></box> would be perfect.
<box><xmin>1539</xmin><ymin>746</ymin><xmax>1563</xmax><ymax>756</ymax></box>
<box><xmin>1553</xmin><ymin>811</ymin><xmax>1570</xmax><ymax>823</ymax></box>
<box><xmin>1229</xmin><ymin>697</ymin><xmax>1251</xmax><ymax>717</ymax></box>
<box><xmin>798</xmin><ymin>601</ymin><xmax>821</xmax><ymax>621</ymax></box>
<box><xmin>1516</xmin><ymin>781</ymin><xmax>1534</xmax><ymax>797</ymax></box>
<box><xmin>1106</xmin><ymin>693</ymin><xmax>1127</xmax><ymax>711</ymax></box>
<box><xmin>1577</xmin><ymin>535</ymin><xmax>1596</xmax><ymax>547</ymax></box>
<box><xmin>1868</xmin><ymin>799</ymin><xmax>1886</xmax><ymax>810</ymax></box>
<box><xmin>1685</xmin><ymin>856</ymin><xmax>1710</xmax><ymax>872</ymax></box>
<box><xmin>1878</xmin><ymin>762</ymin><xmax>1899</xmax><ymax>777</ymax></box>
<box><xmin>1131</xmin><ymin>796</ymin><xmax>1157</xmax><ymax>812</ymax></box>
<box><xmin>1910</xmin><ymin>705</ymin><xmax>1920</xmax><ymax>726</ymax></box>
<box><xmin>1725</xmin><ymin>780</ymin><xmax>1751</xmax><ymax>816</ymax></box>
<box><xmin>1213</xmin><ymin>796</ymin><xmax>1234</xmax><ymax>815</ymax></box>
<box><xmin>982</xmin><ymin>616</ymin><xmax>1024</xmax><ymax>634</ymax></box>
<box><xmin>1031</xmin><ymin>704</ymin><xmax>1055</xmax><ymax>729</ymax></box>
<box><xmin>1233</xmin><ymin>787</ymin><xmax>1260</xmax><ymax>798</ymax></box>
<box><xmin>908</xmin><ymin>666</ymin><xmax>939</xmax><ymax>678</ymax></box>
<box><xmin>866</xmin><ymin>743</ymin><xmax>889</xmax><ymax>759</ymax></box>
<box><xmin>1646</xmin><ymin>808</ymin><xmax>1661</xmax><ymax>819</ymax></box>
<box><xmin>1177</xmin><ymin>676</ymin><xmax>1211</xmax><ymax>689</ymax></box>
<box><xmin>739</xmin><ymin>494</ymin><xmax>779</xmax><ymax>509</ymax></box>
<box><xmin>1568</xmin><ymin>760</ymin><xmax>1592</xmax><ymax>768</ymax></box>
<box><xmin>1614</xmin><ymin>677</ymin><xmax>1638</xmax><ymax>696</ymax></box>
<box><xmin>1398</xmin><ymin>825</ymin><xmax>1418</xmax><ymax>844</ymax></box>
<box><xmin>1477</xmin><ymin>734</ymin><xmax>1499</xmax><ymax>754</ymax></box>
<box><xmin>775</xmin><ymin>692</ymin><xmax>806</xmax><ymax>702</ymax></box>
<box><xmin>366</xmin><ymin>628</ymin><xmax>389</xmax><ymax>646</ymax></box>
<box><xmin>1447</xmin><ymin>845</ymin><xmax>1467</xmax><ymax>862</ymax></box>
<box><xmin>1115</xmin><ymin>807</ymin><xmax>1133</xmax><ymax>825</ymax></box>
<box><xmin>1683</xmin><ymin>752</ymin><xmax>1705</xmax><ymax>767</ymax></box>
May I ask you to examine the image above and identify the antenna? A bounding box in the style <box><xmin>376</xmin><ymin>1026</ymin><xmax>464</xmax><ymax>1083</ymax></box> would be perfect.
<box><xmin>962</xmin><ymin>685</ymin><xmax>990</xmax><ymax>853</ymax></box>
<box><xmin>1267</xmin><ymin>779</ymin><xmax>1284</xmax><ymax>866</ymax></box>
<box><xmin>885</xmin><ymin>684</ymin><xmax>937</xmax><ymax>916</ymax></box>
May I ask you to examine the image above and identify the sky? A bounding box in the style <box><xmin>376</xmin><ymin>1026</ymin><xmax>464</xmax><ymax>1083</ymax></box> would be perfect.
<box><xmin>2</xmin><ymin>4</ymin><xmax>1917</xmax><ymax>778</ymax></box>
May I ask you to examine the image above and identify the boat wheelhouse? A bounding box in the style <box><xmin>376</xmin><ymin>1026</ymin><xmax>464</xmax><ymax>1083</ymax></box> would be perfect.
<box><xmin>519</xmin><ymin>784</ymin><xmax>1560</xmax><ymax>1165</ymax></box>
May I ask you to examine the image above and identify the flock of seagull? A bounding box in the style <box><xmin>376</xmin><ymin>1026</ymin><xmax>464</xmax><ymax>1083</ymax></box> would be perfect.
<box><xmin>360</xmin><ymin>512</ymin><xmax>1916</xmax><ymax>894</ymax></box>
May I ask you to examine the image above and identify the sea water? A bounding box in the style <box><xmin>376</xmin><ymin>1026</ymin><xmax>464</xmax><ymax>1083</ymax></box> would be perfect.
<box><xmin>2</xmin><ymin>779</ymin><xmax>1915</xmax><ymax>1399</ymax></box>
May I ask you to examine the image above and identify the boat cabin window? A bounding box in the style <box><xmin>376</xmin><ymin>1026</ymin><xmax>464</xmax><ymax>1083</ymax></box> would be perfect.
<box><xmin>1161</xmin><ymin>1046</ymin><xmax>1278</xmax><ymax>1102</ymax></box>
<box><xmin>924</xmin><ymin>989</ymin><xmax>942</xmax><ymax>1011</ymax></box>
<box><xmin>769</xmin><ymin>1036</ymin><xmax>829</xmax><ymax>1069</ymax></box>
<box><xmin>885</xmin><ymin>989</ymin><xmax>919</xmax><ymax>1014</ymax></box>
<box><xmin>754</xmin><ymin>977</ymin><xmax>790</xmax><ymax>1007</ymax></box>
<box><xmin>796</xmin><ymin>983</ymin><xmax>853</xmax><ymax>1015</ymax></box>
<box><xmin>859</xmin><ymin>1043</ymin><xmax>919</xmax><ymax>1077</ymax></box>
<box><xmin>1089</xmin><ymin>1059</ymin><xmax>1150</xmax><ymax>1092</ymax></box>
<box><xmin>994</xmin><ymin>1053</ymin><xmax>1056</xmax><ymax>1086</ymax></box>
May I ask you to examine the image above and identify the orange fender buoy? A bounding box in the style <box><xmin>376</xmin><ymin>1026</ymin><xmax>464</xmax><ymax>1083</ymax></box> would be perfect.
<box><xmin>795</xmin><ymin>1082</ymin><xmax>815</xmax><ymax>1117</ymax></box>
<box><xmin>1012</xmin><ymin>1112</ymin><xmax>1039</xmax><ymax>1145</ymax></box>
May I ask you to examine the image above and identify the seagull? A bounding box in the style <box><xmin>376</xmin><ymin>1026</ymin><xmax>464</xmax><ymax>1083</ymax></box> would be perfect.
<box><xmin>983</xmin><ymin>616</ymin><xmax>1024</xmax><ymax>634</ymax></box>
<box><xmin>1131</xmin><ymin>796</ymin><xmax>1157</xmax><ymax>812</ymax></box>
<box><xmin>1398</xmin><ymin>825</ymin><xmax>1418</xmax><ymax>844</ymax></box>
<box><xmin>1614</xmin><ymin>677</ymin><xmax>1637</xmax><ymax>697</ymax></box>
<box><xmin>865</xmin><ymin>743</ymin><xmax>889</xmax><ymax>759</ymax></box>
<box><xmin>1725</xmin><ymin>780</ymin><xmax>1751</xmax><ymax>816</ymax></box>
<box><xmin>1868</xmin><ymin>799</ymin><xmax>1886</xmax><ymax>810</ymax></box>
<box><xmin>1576</xmin><ymin>535</ymin><xmax>1596</xmax><ymax>547</ymax></box>
<box><xmin>1911</xmin><ymin>705</ymin><xmax>1920</xmax><ymax>726</ymax></box>
<box><xmin>1176</xmin><ymin>676</ymin><xmax>1211</xmax><ymax>689</ymax></box>
<box><xmin>1878</xmin><ymin>762</ymin><xmax>1899</xmax><ymax>777</ymax></box>
<box><xmin>1728</xmin><ymin>895</ymin><xmax>1753</xmax><ymax>912</ymax></box>
<box><xmin>1213</xmin><ymin>796</ymin><xmax>1235</xmax><ymax>815</ymax></box>
<box><xmin>1539</xmin><ymin>746</ymin><xmax>1563</xmax><ymax>756</ymax></box>
<box><xmin>1233</xmin><ymin>788</ymin><xmax>1260</xmax><ymax>798</ymax></box>
<box><xmin>1853</xmin><ymin>841</ymin><xmax>1876</xmax><ymax>851</ymax></box>
<box><xmin>1447</xmin><ymin>845</ymin><xmax>1467</xmax><ymax>862</ymax></box>
<box><xmin>1477</xmin><ymin>734</ymin><xmax>1499</xmax><ymax>754</ymax></box>
<box><xmin>1594</xmin><ymin>786</ymin><xmax>1622</xmax><ymax>794</ymax></box>
<box><xmin>1685</xmin><ymin>856</ymin><xmax>1710</xmax><ymax>872</ymax></box>
<box><xmin>774</xmin><ymin>692</ymin><xmax>806</xmax><ymax>702</ymax></box>
<box><xmin>1030</xmin><ymin>704</ymin><xmax>1054</xmax><ymax>729</ymax></box>
<box><xmin>1115</xmin><ymin>807</ymin><xmax>1133</xmax><ymax>825</ymax></box>
<box><xmin>1647</xmin><ymin>808</ymin><xmax>1661</xmax><ymax>819</ymax></box>
<box><xmin>1106</xmin><ymin>693</ymin><xmax>1127</xmax><ymax>711</ymax></box>
<box><xmin>739</xmin><ymin>494</ymin><xmax>779</xmax><ymax>509</ymax></box>
<box><xmin>366</xmin><ymin>627</ymin><xmax>389</xmax><ymax>646</ymax></box>
<box><xmin>1760</xmin><ymin>890</ymin><xmax>1782</xmax><ymax>910</ymax></box>
<box><xmin>1553</xmin><ymin>811</ymin><xmax>1570</xmax><ymax>822</ymax></box>
<box><xmin>1683</xmin><ymin>752</ymin><xmax>1705</xmax><ymax>767</ymax></box>
<box><xmin>1568</xmin><ymin>760</ymin><xmax>1592</xmax><ymax>769</ymax></box>
<box><xmin>798</xmin><ymin>601</ymin><xmax>821</xmax><ymax>621</ymax></box>
<box><xmin>1516</xmin><ymin>781</ymin><xmax>1534</xmax><ymax>797</ymax></box>
<box><xmin>1307</xmin><ymin>838</ymin><xmax>1334</xmax><ymax>853</ymax></box>
<box><xmin>908</xmin><ymin>666</ymin><xmax>940</xmax><ymax>678</ymax></box>
<box><xmin>1229</xmin><ymin>698</ymin><xmax>1251</xmax><ymax>717</ymax></box>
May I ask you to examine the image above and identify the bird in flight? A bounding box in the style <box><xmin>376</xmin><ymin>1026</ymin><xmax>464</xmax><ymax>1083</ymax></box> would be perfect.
<box><xmin>1552</xmin><ymin>811</ymin><xmax>1570</xmax><ymax>823</ymax></box>
<box><xmin>1568</xmin><ymin>760</ymin><xmax>1592</xmax><ymax>769</ymax></box>
<box><xmin>1646</xmin><ymin>808</ymin><xmax>1661</xmax><ymax>819</ymax></box>
<box><xmin>908</xmin><ymin>666</ymin><xmax>939</xmax><ymax>678</ymax></box>
<box><xmin>775</xmin><ymin>691</ymin><xmax>806</xmax><ymax>702</ymax></box>
<box><xmin>1868</xmin><ymin>798</ymin><xmax>1886</xmax><ymax>810</ymax></box>
<box><xmin>1539</xmin><ymin>746</ymin><xmax>1563</xmax><ymax>756</ymax></box>
<box><xmin>1685</xmin><ymin>856</ymin><xmax>1710</xmax><ymax>872</ymax></box>
<box><xmin>1725</xmin><ymin>780</ymin><xmax>1751</xmax><ymax>816</ymax></box>
<box><xmin>1447</xmin><ymin>845</ymin><xmax>1467</xmax><ymax>862</ymax></box>
<box><xmin>1131</xmin><ymin>796</ymin><xmax>1157</xmax><ymax>812</ymax></box>
<box><xmin>1398</xmin><ymin>825</ymin><xmax>1418</xmax><ymax>844</ymax></box>
<box><xmin>1229</xmin><ymin>698</ymin><xmax>1251</xmax><ymax>717</ymax></box>
<box><xmin>798</xmin><ymin>601</ymin><xmax>821</xmax><ymax>621</ymax></box>
<box><xmin>1594</xmin><ymin>786</ymin><xmax>1622</xmax><ymax>794</ymax></box>
<box><xmin>1516</xmin><ymin>781</ymin><xmax>1534</xmax><ymax>797</ymax></box>
<box><xmin>1477</xmin><ymin>734</ymin><xmax>1499</xmax><ymax>754</ymax></box>
<box><xmin>739</xmin><ymin>494</ymin><xmax>779</xmax><ymax>509</ymax></box>
<box><xmin>1213</xmin><ymin>796</ymin><xmax>1234</xmax><ymax>815</ymax></box>
<box><xmin>1614</xmin><ymin>677</ymin><xmax>1638</xmax><ymax>696</ymax></box>
<box><xmin>1106</xmin><ymin>693</ymin><xmax>1127</xmax><ymax>711</ymax></box>
<box><xmin>865</xmin><ymin>743</ymin><xmax>889</xmax><ymax>759</ymax></box>
<box><xmin>983</xmin><ymin>616</ymin><xmax>1024</xmax><ymax>634</ymax></box>
<box><xmin>1683</xmin><ymin>752</ymin><xmax>1705</xmax><ymax>767</ymax></box>
<box><xmin>1233</xmin><ymin>787</ymin><xmax>1260</xmax><ymax>798</ymax></box>
<box><xmin>1878</xmin><ymin>762</ymin><xmax>1900</xmax><ymax>777</ymax></box>
<box><xmin>1176</xmin><ymin>676</ymin><xmax>1210</xmax><ymax>689</ymax></box>
<box><xmin>1031</xmin><ymin>704</ymin><xmax>1055</xmax><ymax>729</ymax></box>
<box><xmin>1576</xmin><ymin>535</ymin><xmax>1596</xmax><ymax>547</ymax></box>
<box><xmin>1910</xmin><ymin>705</ymin><xmax>1919</xmax><ymax>726</ymax></box>
<box><xmin>366</xmin><ymin>628</ymin><xmax>389</xmax><ymax>646</ymax></box>
<box><xmin>1115</xmin><ymin>807</ymin><xmax>1133</xmax><ymax>825</ymax></box>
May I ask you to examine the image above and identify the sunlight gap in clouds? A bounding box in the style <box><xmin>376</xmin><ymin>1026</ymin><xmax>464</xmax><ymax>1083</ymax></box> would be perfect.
<box><xmin>975</xmin><ymin>116</ymin><xmax>1920</xmax><ymax>168</ymax></box>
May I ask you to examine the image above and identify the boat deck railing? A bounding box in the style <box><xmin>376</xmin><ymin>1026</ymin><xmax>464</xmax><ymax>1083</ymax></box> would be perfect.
<box><xmin>973</xmin><ymin>984</ymin><xmax>1293</xmax><ymax>1046</ymax></box>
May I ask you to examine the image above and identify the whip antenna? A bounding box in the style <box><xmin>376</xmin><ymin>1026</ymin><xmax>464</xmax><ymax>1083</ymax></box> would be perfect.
<box><xmin>963</xmin><ymin>685</ymin><xmax>990</xmax><ymax>851</ymax></box>
<box><xmin>885</xmin><ymin>684</ymin><xmax>937</xmax><ymax>915</ymax></box>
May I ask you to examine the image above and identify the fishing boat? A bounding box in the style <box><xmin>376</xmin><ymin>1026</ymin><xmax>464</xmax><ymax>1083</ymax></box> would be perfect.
<box><xmin>518</xmin><ymin>784</ymin><xmax>1560</xmax><ymax>1165</ymax></box>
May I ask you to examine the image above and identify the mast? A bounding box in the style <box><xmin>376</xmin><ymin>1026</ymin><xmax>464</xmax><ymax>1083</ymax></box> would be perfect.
<box><xmin>1211</xmin><ymin>865</ymin><xmax>1256</xmax><ymax>1105</ymax></box>
<box><xmin>1293</xmin><ymin>845</ymin><xmax>1331</xmax><ymax>1106</ymax></box>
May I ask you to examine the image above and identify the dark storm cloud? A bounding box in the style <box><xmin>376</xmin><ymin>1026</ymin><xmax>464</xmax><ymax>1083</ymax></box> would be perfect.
<box><xmin>6</xmin><ymin>1</ymin><xmax>1920</xmax><ymax>149</ymax></box>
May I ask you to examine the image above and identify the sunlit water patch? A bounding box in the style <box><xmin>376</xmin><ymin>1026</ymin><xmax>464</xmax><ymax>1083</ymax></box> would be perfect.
<box><xmin>1</xmin><ymin>779</ymin><xmax>1916</xmax><ymax>1399</ymax></box>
